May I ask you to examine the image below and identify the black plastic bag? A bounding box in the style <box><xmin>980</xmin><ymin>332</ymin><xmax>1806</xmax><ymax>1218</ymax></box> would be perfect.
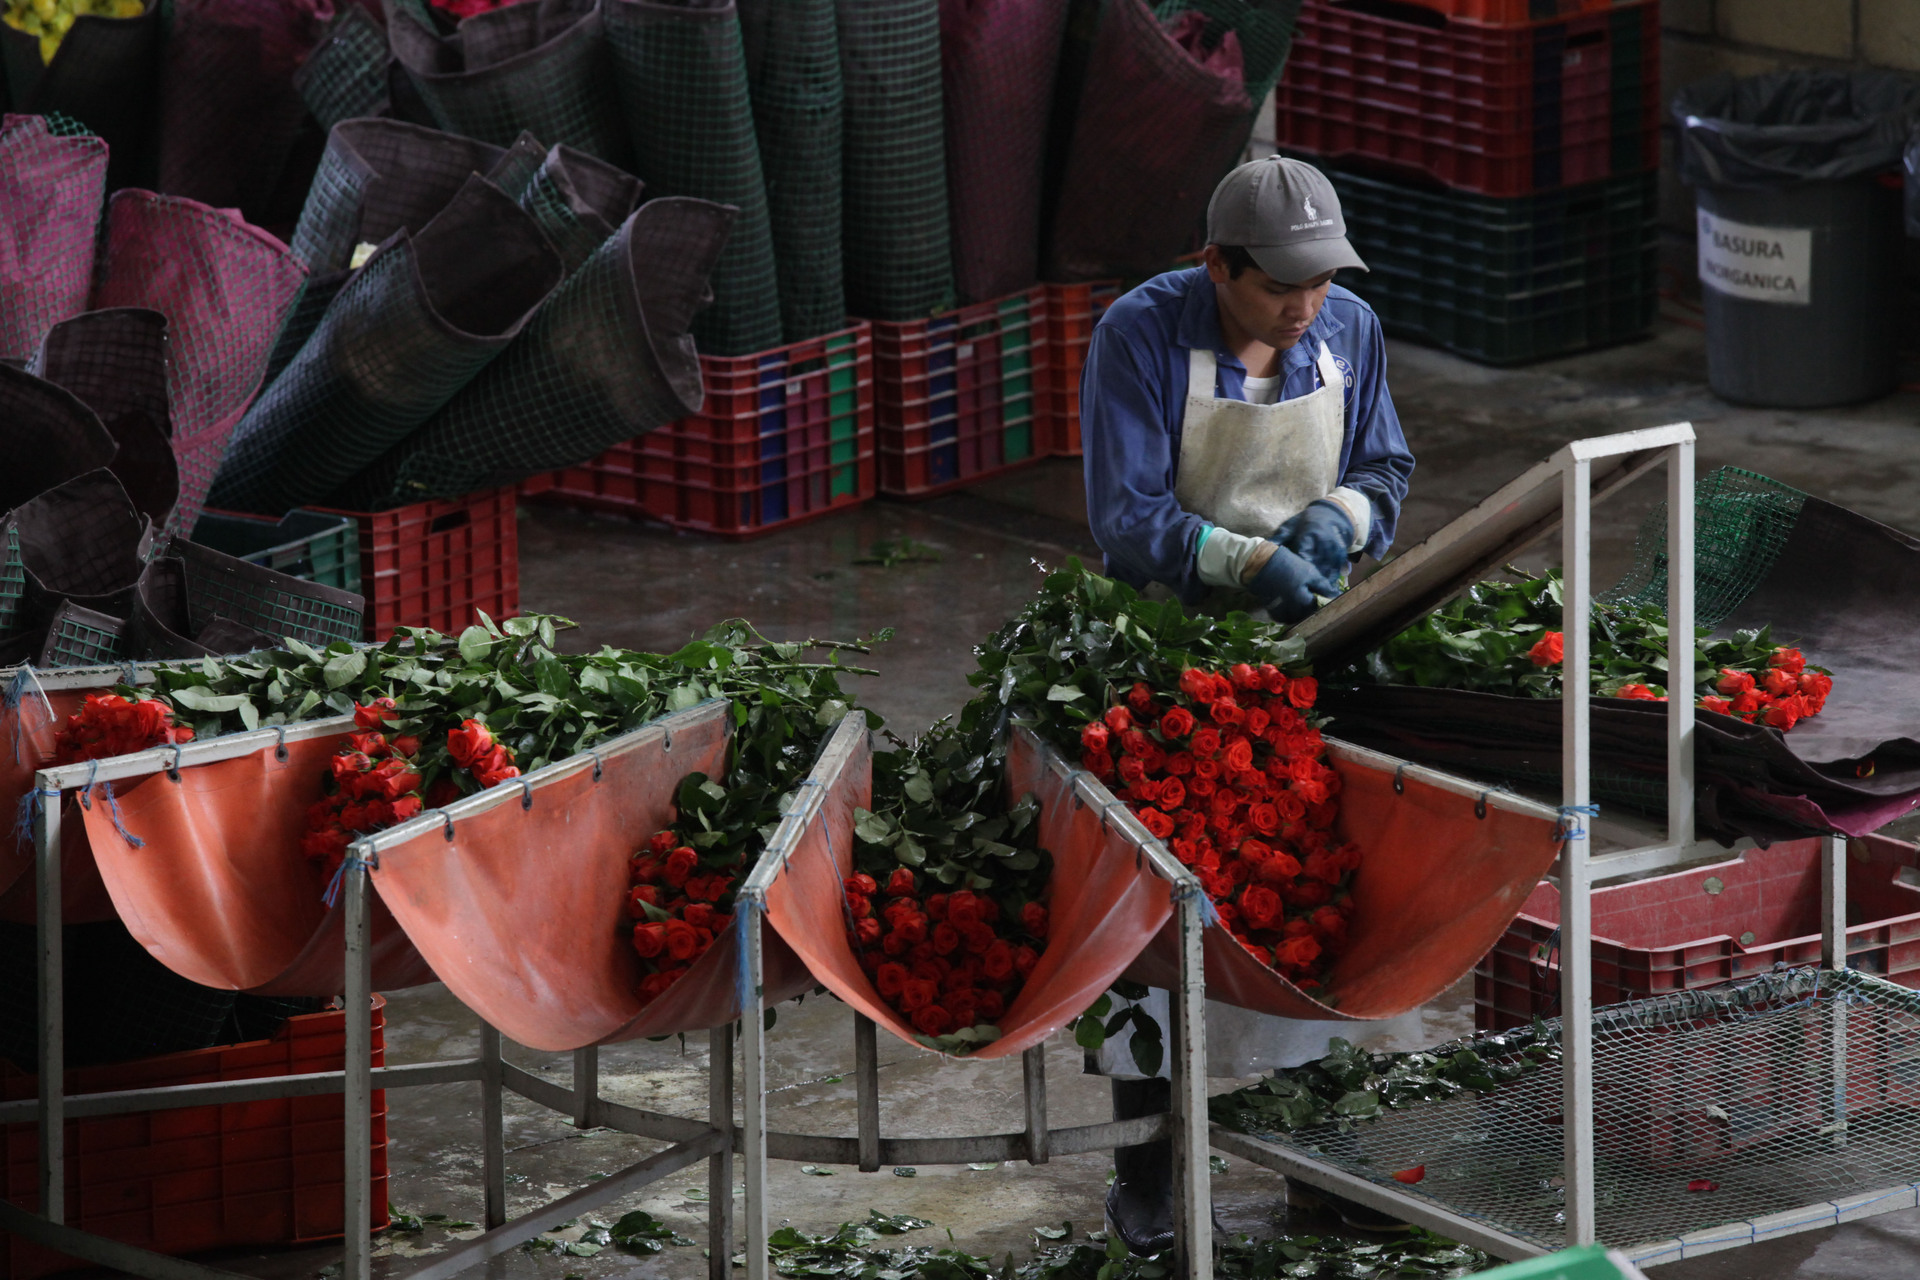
<box><xmin>212</xmin><ymin>174</ymin><xmax>564</xmax><ymax>515</ymax></box>
<box><xmin>1674</xmin><ymin>69</ymin><xmax>1920</xmax><ymax>188</ymax></box>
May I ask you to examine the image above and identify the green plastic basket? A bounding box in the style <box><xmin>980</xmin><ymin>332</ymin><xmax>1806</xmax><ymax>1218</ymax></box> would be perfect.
<box><xmin>189</xmin><ymin>510</ymin><xmax>361</xmax><ymax>597</ymax></box>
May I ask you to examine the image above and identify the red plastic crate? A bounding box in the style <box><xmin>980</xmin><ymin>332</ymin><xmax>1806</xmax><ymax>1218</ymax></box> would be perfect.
<box><xmin>522</xmin><ymin>325</ymin><xmax>874</xmax><ymax>540</ymax></box>
<box><xmin>313</xmin><ymin>489</ymin><xmax>519</xmax><ymax>640</ymax></box>
<box><xmin>1475</xmin><ymin>834</ymin><xmax>1920</xmax><ymax>1033</ymax></box>
<box><xmin>870</xmin><ymin>287</ymin><xmax>1049</xmax><ymax>498</ymax></box>
<box><xmin>1396</xmin><ymin>0</ymin><xmax>1613</xmax><ymax>23</ymax></box>
<box><xmin>1039</xmin><ymin>280</ymin><xmax>1122</xmax><ymax>459</ymax></box>
<box><xmin>3</xmin><ymin>1000</ymin><xmax>389</xmax><ymax>1280</ymax></box>
<box><xmin>1273</xmin><ymin>0</ymin><xmax>1661</xmax><ymax>197</ymax></box>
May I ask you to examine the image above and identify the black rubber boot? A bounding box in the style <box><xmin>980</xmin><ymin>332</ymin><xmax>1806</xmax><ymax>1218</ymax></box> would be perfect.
<box><xmin>1106</xmin><ymin>1077</ymin><xmax>1175</xmax><ymax>1256</ymax></box>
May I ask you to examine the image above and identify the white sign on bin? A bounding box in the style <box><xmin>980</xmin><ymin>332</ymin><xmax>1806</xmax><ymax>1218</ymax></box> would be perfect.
<box><xmin>1697</xmin><ymin>209</ymin><xmax>1812</xmax><ymax>306</ymax></box>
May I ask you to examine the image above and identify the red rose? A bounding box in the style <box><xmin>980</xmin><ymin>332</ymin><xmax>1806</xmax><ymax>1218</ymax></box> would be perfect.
<box><xmin>856</xmin><ymin>917</ymin><xmax>881</xmax><ymax>946</ymax></box>
<box><xmin>981</xmin><ymin>941</ymin><xmax>1016</xmax><ymax>982</ymax></box>
<box><xmin>926</xmin><ymin>893</ymin><xmax>950</xmax><ymax>920</ymax></box>
<box><xmin>1140</xmin><ymin>808</ymin><xmax>1175</xmax><ymax>839</ymax></box>
<box><xmin>1013</xmin><ymin>945</ymin><xmax>1039</xmax><ymax>978</ymax></box>
<box><xmin>390</xmin><ymin>735</ymin><xmax>422</xmax><ymax>758</ymax></box>
<box><xmin>1020</xmin><ymin>902</ymin><xmax>1048</xmax><ymax>939</ymax></box>
<box><xmin>1247</xmin><ymin>803</ymin><xmax>1280</xmax><ymax>834</ymax></box>
<box><xmin>1764</xmin><ymin>698</ymin><xmax>1803</xmax><ymax>730</ymax></box>
<box><xmin>1083</xmin><ymin>749</ymin><xmax>1115</xmax><ymax>779</ymax></box>
<box><xmin>1717</xmin><ymin>669</ymin><xmax>1756</xmax><ymax>695</ymax></box>
<box><xmin>928</xmin><ymin>922</ymin><xmax>957</xmax><ymax>954</ymax></box>
<box><xmin>1120</xmin><ymin>729</ymin><xmax>1151</xmax><ymax>756</ymax></box>
<box><xmin>1229</xmin><ymin>663</ymin><xmax>1259</xmax><ymax>690</ymax></box>
<box><xmin>1292</xmin><ymin>879</ymin><xmax>1332</xmax><ymax>907</ymax></box>
<box><xmin>301</xmin><ymin>827</ymin><xmax>350</xmax><ymax>865</ymax></box>
<box><xmin>665</xmin><ymin>846</ymin><xmax>699</xmax><ymax>887</ymax></box>
<box><xmin>388</xmin><ymin>795</ymin><xmax>423</xmax><ymax>824</ymax></box>
<box><xmin>1103</xmin><ymin>706</ymin><xmax>1132</xmax><ymax>733</ymax></box>
<box><xmin>845</xmin><ymin>892</ymin><xmax>872</xmax><ymax>920</ymax></box>
<box><xmin>946</xmin><ymin>891</ymin><xmax>980</xmax><ymax>925</ymax></box>
<box><xmin>886</xmin><ymin>867</ymin><xmax>917</xmax><ymax>897</ymax></box>
<box><xmin>447</xmin><ymin>719</ymin><xmax>494</xmax><ymax>768</ymax></box>
<box><xmin>1244</xmin><ymin>708</ymin><xmax>1270</xmax><ymax>735</ymax></box>
<box><xmin>1762</xmin><ymin>668</ymin><xmax>1798</xmax><ymax>698</ymax></box>
<box><xmin>1800</xmin><ymin>671</ymin><xmax>1833</xmax><ymax>699</ymax></box>
<box><xmin>1699</xmin><ymin>695</ymin><xmax>1733</xmax><ymax>716</ymax></box>
<box><xmin>1310</xmin><ymin>905</ymin><xmax>1348</xmax><ymax>939</ymax></box>
<box><xmin>959</xmin><ymin>922</ymin><xmax>996</xmax><ymax>954</ymax></box>
<box><xmin>1731</xmin><ymin>689</ymin><xmax>1767</xmax><ymax>715</ymax></box>
<box><xmin>911</xmin><ymin>1004</ymin><xmax>952</xmax><ymax>1036</ymax></box>
<box><xmin>354</xmin><ymin>698</ymin><xmax>399</xmax><ymax>729</ymax></box>
<box><xmin>1159</xmin><ymin>707</ymin><xmax>1195</xmax><ymax>738</ymax></box>
<box><xmin>628</xmin><ymin>884</ymin><xmax>661</xmax><ymax>915</ymax></box>
<box><xmin>1081</xmin><ymin>722</ymin><xmax>1110</xmax><ymax>753</ymax></box>
<box><xmin>876</xmin><ymin>963</ymin><xmax>910</xmax><ymax>997</ymax></box>
<box><xmin>1239</xmin><ymin>884</ymin><xmax>1281</xmax><ymax>930</ymax></box>
<box><xmin>1770</xmin><ymin>647</ymin><xmax>1805</xmax><ymax>674</ymax></box>
<box><xmin>1156</xmin><ymin>777</ymin><xmax>1186</xmax><ymax>810</ymax></box>
<box><xmin>1190</xmin><ymin>728</ymin><xmax>1222</xmax><ymax>757</ymax></box>
<box><xmin>1613</xmin><ymin>684</ymin><xmax>1661</xmax><ymax>701</ymax></box>
<box><xmin>1179</xmin><ymin>668</ymin><xmax>1215</xmax><ymax>703</ymax></box>
<box><xmin>900</xmin><ymin>978</ymin><xmax>938</xmax><ymax>1011</ymax></box>
<box><xmin>1224</xmin><ymin>739</ymin><xmax>1254</xmax><ymax>772</ymax></box>
<box><xmin>1210</xmin><ymin>699</ymin><xmax>1243</xmax><ymax>727</ymax></box>
<box><xmin>649</xmin><ymin>831</ymin><xmax>677</xmax><ymax>856</ymax></box>
<box><xmin>1527</xmin><ymin>631</ymin><xmax>1564</xmax><ymax>667</ymax></box>
<box><xmin>664</xmin><ymin>919</ymin><xmax>700</xmax><ymax>961</ymax></box>
<box><xmin>632</xmin><ymin>922</ymin><xmax>667</xmax><ymax>957</ymax></box>
<box><xmin>1287</xmin><ymin>677</ymin><xmax>1318</xmax><ymax>709</ymax></box>
<box><xmin>347</xmin><ymin>730</ymin><xmax>388</xmax><ymax>757</ymax></box>
<box><xmin>1127</xmin><ymin>682</ymin><xmax>1156</xmax><ymax>714</ymax></box>
<box><xmin>1276</xmin><ymin>935</ymin><xmax>1322</xmax><ymax>970</ymax></box>
<box><xmin>977</xmin><ymin>990</ymin><xmax>1006</xmax><ymax>1020</ymax></box>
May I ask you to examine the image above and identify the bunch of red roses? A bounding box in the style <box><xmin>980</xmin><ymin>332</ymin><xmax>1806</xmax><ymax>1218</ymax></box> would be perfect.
<box><xmin>627</xmin><ymin>830</ymin><xmax>739</xmax><ymax>1006</ymax></box>
<box><xmin>51</xmin><ymin>693</ymin><xmax>193</xmax><ymax>764</ymax></box>
<box><xmin>447</xmin><ymin>718</ymin><xmax>522</xmax><ymax>789</ymax></box>
<box><xmin>844</xmin><ymin>867</ymin><xmax>1046</xmax><ymax>1039</ymax></box>
<box><xmin>1082</xmin><ymin>664</ymin><xmax>1357</xmax><ymax>987</ymax></box>
<box><xmin>300</xmin><ymin>699</ymin><xmax>428</xmax><ymax>882</ymax></box>
<box><xmin>1528</xmin><ymin>634</ymin><xmax>1833</xmax><ymax>731</ymax></box>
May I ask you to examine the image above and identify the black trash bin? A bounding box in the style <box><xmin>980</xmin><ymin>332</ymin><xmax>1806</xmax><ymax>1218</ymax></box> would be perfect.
<box><xmin>1674</xmin><ymin>70</ymin><xmax>1920</xmax><ymax>408</ymax></box>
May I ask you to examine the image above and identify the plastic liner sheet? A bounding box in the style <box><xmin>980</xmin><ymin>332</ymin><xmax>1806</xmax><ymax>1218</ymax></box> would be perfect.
<box><xmin>1124</xmin><ymin>738</ymin><xmax>1565</xmax><ymax>1021</ymax></box>
<box><xmin>387</xmin><ymin>0</ymin><xmax>633</xmax><ymax>170</ymax></box>
<box><xmin>212</xmin><ymin>175</ymin><xmax>564</xmax><ymax>515</ymax></box>
<box><xmin>737</xmin><ymin>0</ymin><xmax>843</xmax><ymax>343</ymax></box>
<box><xmin>1045</xmin><ymin>0</ymin><xmax>1252</xmax><ymax>281</ymax></box>
<box><xmin>157</xmin><ymin>0</ymin><xmax>333</xmax><ymax>220</ymax></box>
<box><xmin>834</xmin><ymin>0</ymin><xmax>953</xmax><ymax>320</ymax></box>
<box><xmin>325</xmin><ymin>195</ymin><xmax>730</xmax><ymax>508</ymax></box>
<box><xmin>296</xmin><ymin>3</ymin><xmax>394</xmax><ymax>131</ymax></box>
<box><xmin>0</xmin><ymin>115</ymin><xmax>106</xmax><ymax>363</ymax></box>
<box><xmin>90</xmin><ymin>192</ymin><xmax>307</xmax><ymax>538</ymax></box>
<box><xmin>367</xmin><ymin>701</ymin><xmax>810</xmax><ymax>1050</ymax></box>
<box><xmin>605</xmin><ymin>0</ymin><xmax>781</xmax><ymax>356</ymax></box>
<box><xmin>0</xmin><ymin>366</ymin><xmax>117</xmax><ymax>519</ymax></box>
<box><xmin>940</xmin><ymin>0</ymin><xmax>1068</xmax><ymax>304</ymax></box>
<box><xmin>31</xmin><ymin>308</ymin><xmax>178</xmax><ymax>530</ymax></box>
<box><xmin>0</xmin><ymin>0</ymin><xmax>161</xmax><ymax>189</ymax></box>
<box><xmin>766</xmin><ymin>728</ymin><xmax>1176</xmax><ymax>1059</ymax></box>
<box><xmin>79</xmin><ymin>726</ymin><xmax>433</xmax><ymax>995</ymax></box>
<box><xmin>517</xmin><ymin>143</ymin><xmax>643</xmax><ymax>276</ymax></box>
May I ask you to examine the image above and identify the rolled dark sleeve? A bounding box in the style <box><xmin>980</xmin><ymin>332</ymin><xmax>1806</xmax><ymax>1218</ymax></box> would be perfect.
<box><xmin>1080</xmin><ymin>327</ymin><xmax>1206</xmax><ymax>598</ymax></box>
<box><xmin>1336</xmin><ymin>310</ymin><xmax>1414</xmax><ymax>560</ymax></box>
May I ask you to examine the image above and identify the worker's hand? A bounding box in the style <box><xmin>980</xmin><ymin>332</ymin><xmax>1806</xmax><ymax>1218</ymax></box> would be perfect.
<box><xmin>1273</xmin><ymin>499</ymin><xmax>1355</xmax><ymax>586</ymax></box>
<box><xmin>1246</xmin><ymin>542</ymin><xmax>1340</xmax><ymax>626</ymax></box>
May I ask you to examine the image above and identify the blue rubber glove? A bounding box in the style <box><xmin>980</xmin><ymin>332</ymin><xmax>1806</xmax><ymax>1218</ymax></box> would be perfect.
<box><xmin>1273</xmin><ymin>499</ymin><xmax>1356</xmax><ymax>586</ymax></box>
<box><xmin>1247</xmin><ymin>543</ymin><xmax>1341</xmax><ymax>626</ymax></box>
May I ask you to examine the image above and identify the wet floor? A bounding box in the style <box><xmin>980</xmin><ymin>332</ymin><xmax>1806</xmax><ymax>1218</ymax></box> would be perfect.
<box><xmin>62</xmin><ymin>313</ymin><xmax>1920</xmax><ymax>1278</ymax></box>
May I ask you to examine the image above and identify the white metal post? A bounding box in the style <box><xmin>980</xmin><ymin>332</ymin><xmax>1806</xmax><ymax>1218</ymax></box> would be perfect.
<box><xmin>1168</xmin><ymin>892</ymin><xmax>1213</xmax><ymax>1280</ymax></box>
<box><xmin>1666</xmin><ymin>438</ymin><xmax>1696</xmax><ymax>848</ymax></box>
<box><xmin>741</xmin><ymin>908</ymin><xmax>768</xmax><ymax>1280</ymax></box>
<box><xmin>34</xmin><ymin>780</ymin><xmax>63</xmax><ymax>1224</ymax></box>
<box><xmin>479</xmin><ymin>1024</ymin><xmax>507</xmax><ymax>1228</ymax></box>
<box><xmin>708</xmin><ymin>1025</ymin><xmax>736</xmax><ymax>1280</ymax></box>
<box><xmin>342</xmin><ymin>856</ymin><xmax>374</xmax><ymax>1280</ymax></box>
<box><xmin>1560</xmin><ymin>458</ymin><xmax>1597</xmax><ymax>1247</ymax></box>
<box><xmin>572</xmin><ymin>1047</ymin><xmax>598</xmax><ymax>1128</ymax></box>
<box><xmin>1821</xmin><ymin>835</ymin><xmax>1850</xmax><ymax>1147</ymax></box>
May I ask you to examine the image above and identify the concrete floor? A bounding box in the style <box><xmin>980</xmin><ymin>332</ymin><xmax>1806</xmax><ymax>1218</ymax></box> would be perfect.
<box><xmin>66</xmin><ymin>312</ymin><xmax>1920</xmax><ymax>1279</ymax></box>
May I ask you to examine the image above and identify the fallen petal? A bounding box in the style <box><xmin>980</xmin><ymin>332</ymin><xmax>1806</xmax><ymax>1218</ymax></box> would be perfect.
<box><xmin>1688</xmin><ymin>1179</ymin><xmax>1719</xmax><ymax>1192</ymax></box>
<box><xmin>1392</xmin><ymin>1166</ymin><xmax>1426</xmax><ymax>1184</ymax></box>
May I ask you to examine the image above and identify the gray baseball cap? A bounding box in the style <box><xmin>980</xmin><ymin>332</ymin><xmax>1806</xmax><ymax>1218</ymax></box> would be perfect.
<box><xmin>1206</xmin><ymin>155</ymin><xmax>1367</xmax><ymax>284</ymax></box>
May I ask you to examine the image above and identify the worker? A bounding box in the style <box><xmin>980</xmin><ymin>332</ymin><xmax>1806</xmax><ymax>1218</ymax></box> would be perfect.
<box><xmin>1079</xmin><ymin>155</ymin><xmax>1416</xmax><ymax>1253</ymax></box>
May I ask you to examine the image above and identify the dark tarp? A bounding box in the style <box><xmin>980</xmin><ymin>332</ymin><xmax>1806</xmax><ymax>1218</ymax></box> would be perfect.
<box><xmin>1675</xmin><ymin>69</ymin><xmax>1920</xmax><ymax>189</ymax></box>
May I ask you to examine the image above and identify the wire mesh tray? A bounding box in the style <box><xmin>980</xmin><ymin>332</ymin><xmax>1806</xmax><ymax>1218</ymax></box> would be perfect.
<box><xmin>1233</xmin><ymin>968</ymin><xmax>1920</xmax><ymax>1253</ymax></box>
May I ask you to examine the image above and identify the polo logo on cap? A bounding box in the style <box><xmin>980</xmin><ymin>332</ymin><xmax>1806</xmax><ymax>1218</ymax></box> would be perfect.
<box><xmin>1302</xmin><ymin>194</ymin><xmax>1317</xmax><ymax>220</ymax></box>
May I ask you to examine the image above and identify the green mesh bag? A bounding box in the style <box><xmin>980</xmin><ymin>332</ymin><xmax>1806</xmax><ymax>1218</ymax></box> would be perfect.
<box><xmin>834</xmin><ymin>0</ymin><xmax>953</xmax><ymax>320</ymax></box>
<box><xmin>0</xmin><ymin>115</ymin><xmax>106</xmax><ymax>364</ymax></box>
<box><xmin>210</xmin><ymin>175</ymin><xmax>564</xmax><ymax>515</ymax></box>
<box><xmin>31</xmin><ymin>307</ymin><xmax>179</xmax><ymax>530</ymax></box>
<box><xmin>1150</xmin><ymin>0</ymin><xmax>1302</xmax><ymax>109</ymax></box>
<box><xmin>323</xmin><ymin>196</ymin><xmax>732</xmax><ymax>509</ymax></box>
<box><xmin>1599</xmin><ymin>466</ymin><xmax>1810</xmax><ymax>629</ymax></box>
<box><xmin>738</xmin><ymin>0</ymin><xmax>845</xmax><ymax>342</ymax></box>
<box><xmin>0</xmin><ymin>0</ymin><xmax>162</xmax><ymax>189</ymax></box>
<box><xmin>39</xmin><ymin>599</ymin><xmax>125</xmax><ymax>667</ymax></box>
<box><xmin>516</xmin><ymin>143</ymin><xmax>644</xmax><ymax>276</ymax></box>
<box><xmin>294</xmin><ymin>2</ymin><xmax>392</xmax><ymax>130</ymax></box>
<box><xmin>604</xmin><ymin>0</ymin><xmax>782</xmax><ymax>356</ymax></box>
<box><xmin>387</xmin><ymin>0</ymin><xmax>633</xmax><ymax>171</ymax></box>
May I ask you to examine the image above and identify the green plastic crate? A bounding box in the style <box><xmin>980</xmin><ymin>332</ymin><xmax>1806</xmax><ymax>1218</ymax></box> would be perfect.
<box><xmin>190</xmin><ymin>510</ymin><xmax>362</xmax><ymax>597</ymax></box>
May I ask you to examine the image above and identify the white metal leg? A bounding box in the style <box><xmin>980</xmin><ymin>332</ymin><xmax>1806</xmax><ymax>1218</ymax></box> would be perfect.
<box><xmin>342</xmin><ymin>857</ymin><xmax>373</xmax><ymax>1280</ymax></box>
<box><xmin>1168</xmin><ymin>892</ymin><xmax>1212</xmax><ymax>1280</ymax></box>
<box><xmin>1821</xmin><ymin>835</ymin><xmax>1848</xmax><ymax>969</ymax></box>
<box><xmin>741</xmin><ymin>909</ymin><xmax>769</xmax><ymax>1280</ymax></box>
<box><xmin>1666</xmin><ymin>438</ymin><xmax>1696</xmax><ymax>847</ymax></box>
<box><xmin>708</xmin><ymin>1025</ymin><xmax>736</xmax><ymax>1280</ymax></box>
<box><xmin>34</xmin><ymin>782</ymin><xmax>64</xmax><ymax>1224</ymax></box>
<box><xmin>1560</xmin><ymin>458</ymin><xmax>1597</xmax><ymax>1247</ymax></box>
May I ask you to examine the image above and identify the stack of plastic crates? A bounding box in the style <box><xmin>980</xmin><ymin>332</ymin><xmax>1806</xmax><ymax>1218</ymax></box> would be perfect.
<box><xmin>523</xmin><ymin>324</ymin><xmax>873</xmax><ymax>538</ymax></box>
<box><xmin>1273</xmin><ymin>0</ymin><xmax>1661</xmax><ymax>364</ymax></box>
<box><xmin>870</xmin><ymin>287</ymin><xmax>1047</xmax><ymax>496</ymax></box>
<box><xmin>1039</xmin><ymin>281</ymin><xmax>1121</xmax><ymax>458</ymax></box>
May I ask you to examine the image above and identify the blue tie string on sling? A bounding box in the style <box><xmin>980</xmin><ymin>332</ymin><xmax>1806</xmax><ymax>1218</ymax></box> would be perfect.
<box><xmin>1555</xmin><ymin>803</ymin><xmax>1602</xmax><ymax>843</ymax></box>
<box><xmin>323</xmin><ymin>847</ymin><xmax>379</xmax><ymax>909</ymax></box>
<box><xmin>5</xmin><ymin>663</ymin><xmax>53</xmax><ymax>765</ymax></box>
<box><xmin>80</xmin><ymin>759</ymin><xmax>145</xmax><ymax>849</ymax></box>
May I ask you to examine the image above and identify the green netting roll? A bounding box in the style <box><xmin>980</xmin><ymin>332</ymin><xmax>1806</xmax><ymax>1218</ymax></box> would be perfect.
<box><xmin>835</xmin><ymin>0</ymin><xmax>953</xmax><ymax>320</ymax></box>
<box><xmin>386</xmin><ymin>0</ymin><xmax>634</xmax><ymax>170</ymax></box>
<box><xmin>517</xmin><ymin>143</ymin><xmax>644</xmax><ymax>276</ymax></box>
<box><xmin>603</xmin><ymin>0</ymin><xmax>781</xmax><ymax>356</ymax></box>
<box><xmin>210</xmin><ymin>175</ymin><xmax>564</xmax><ymax>516</ymax></box>
<box><xmin>323</xmin><ymin>195</ymin><xmax>733</xmax><ymax>509</ymax></box>
<box><xmin>738</xmin><ymin>0</ymin><xmax>844</xmax><ymax>342</ymax></box>
<box><xmin>295</xmin><ymin>4</ymin><xmax>392</xmax><ymax>131</ymax></box>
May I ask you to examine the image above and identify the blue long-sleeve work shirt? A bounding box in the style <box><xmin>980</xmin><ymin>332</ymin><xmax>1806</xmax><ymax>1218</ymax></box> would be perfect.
<box><xmin>1080</xmin><ymin>267</ymin><xmax>1414</xmax><ymax>602</ymax></box>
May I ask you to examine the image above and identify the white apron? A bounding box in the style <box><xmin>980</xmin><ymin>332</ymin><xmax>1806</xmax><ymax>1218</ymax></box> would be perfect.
<box><xmin>1096</xmin><ymin>339</ymin><xmax>1413</xmax><ymax>1079</ymax></box>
